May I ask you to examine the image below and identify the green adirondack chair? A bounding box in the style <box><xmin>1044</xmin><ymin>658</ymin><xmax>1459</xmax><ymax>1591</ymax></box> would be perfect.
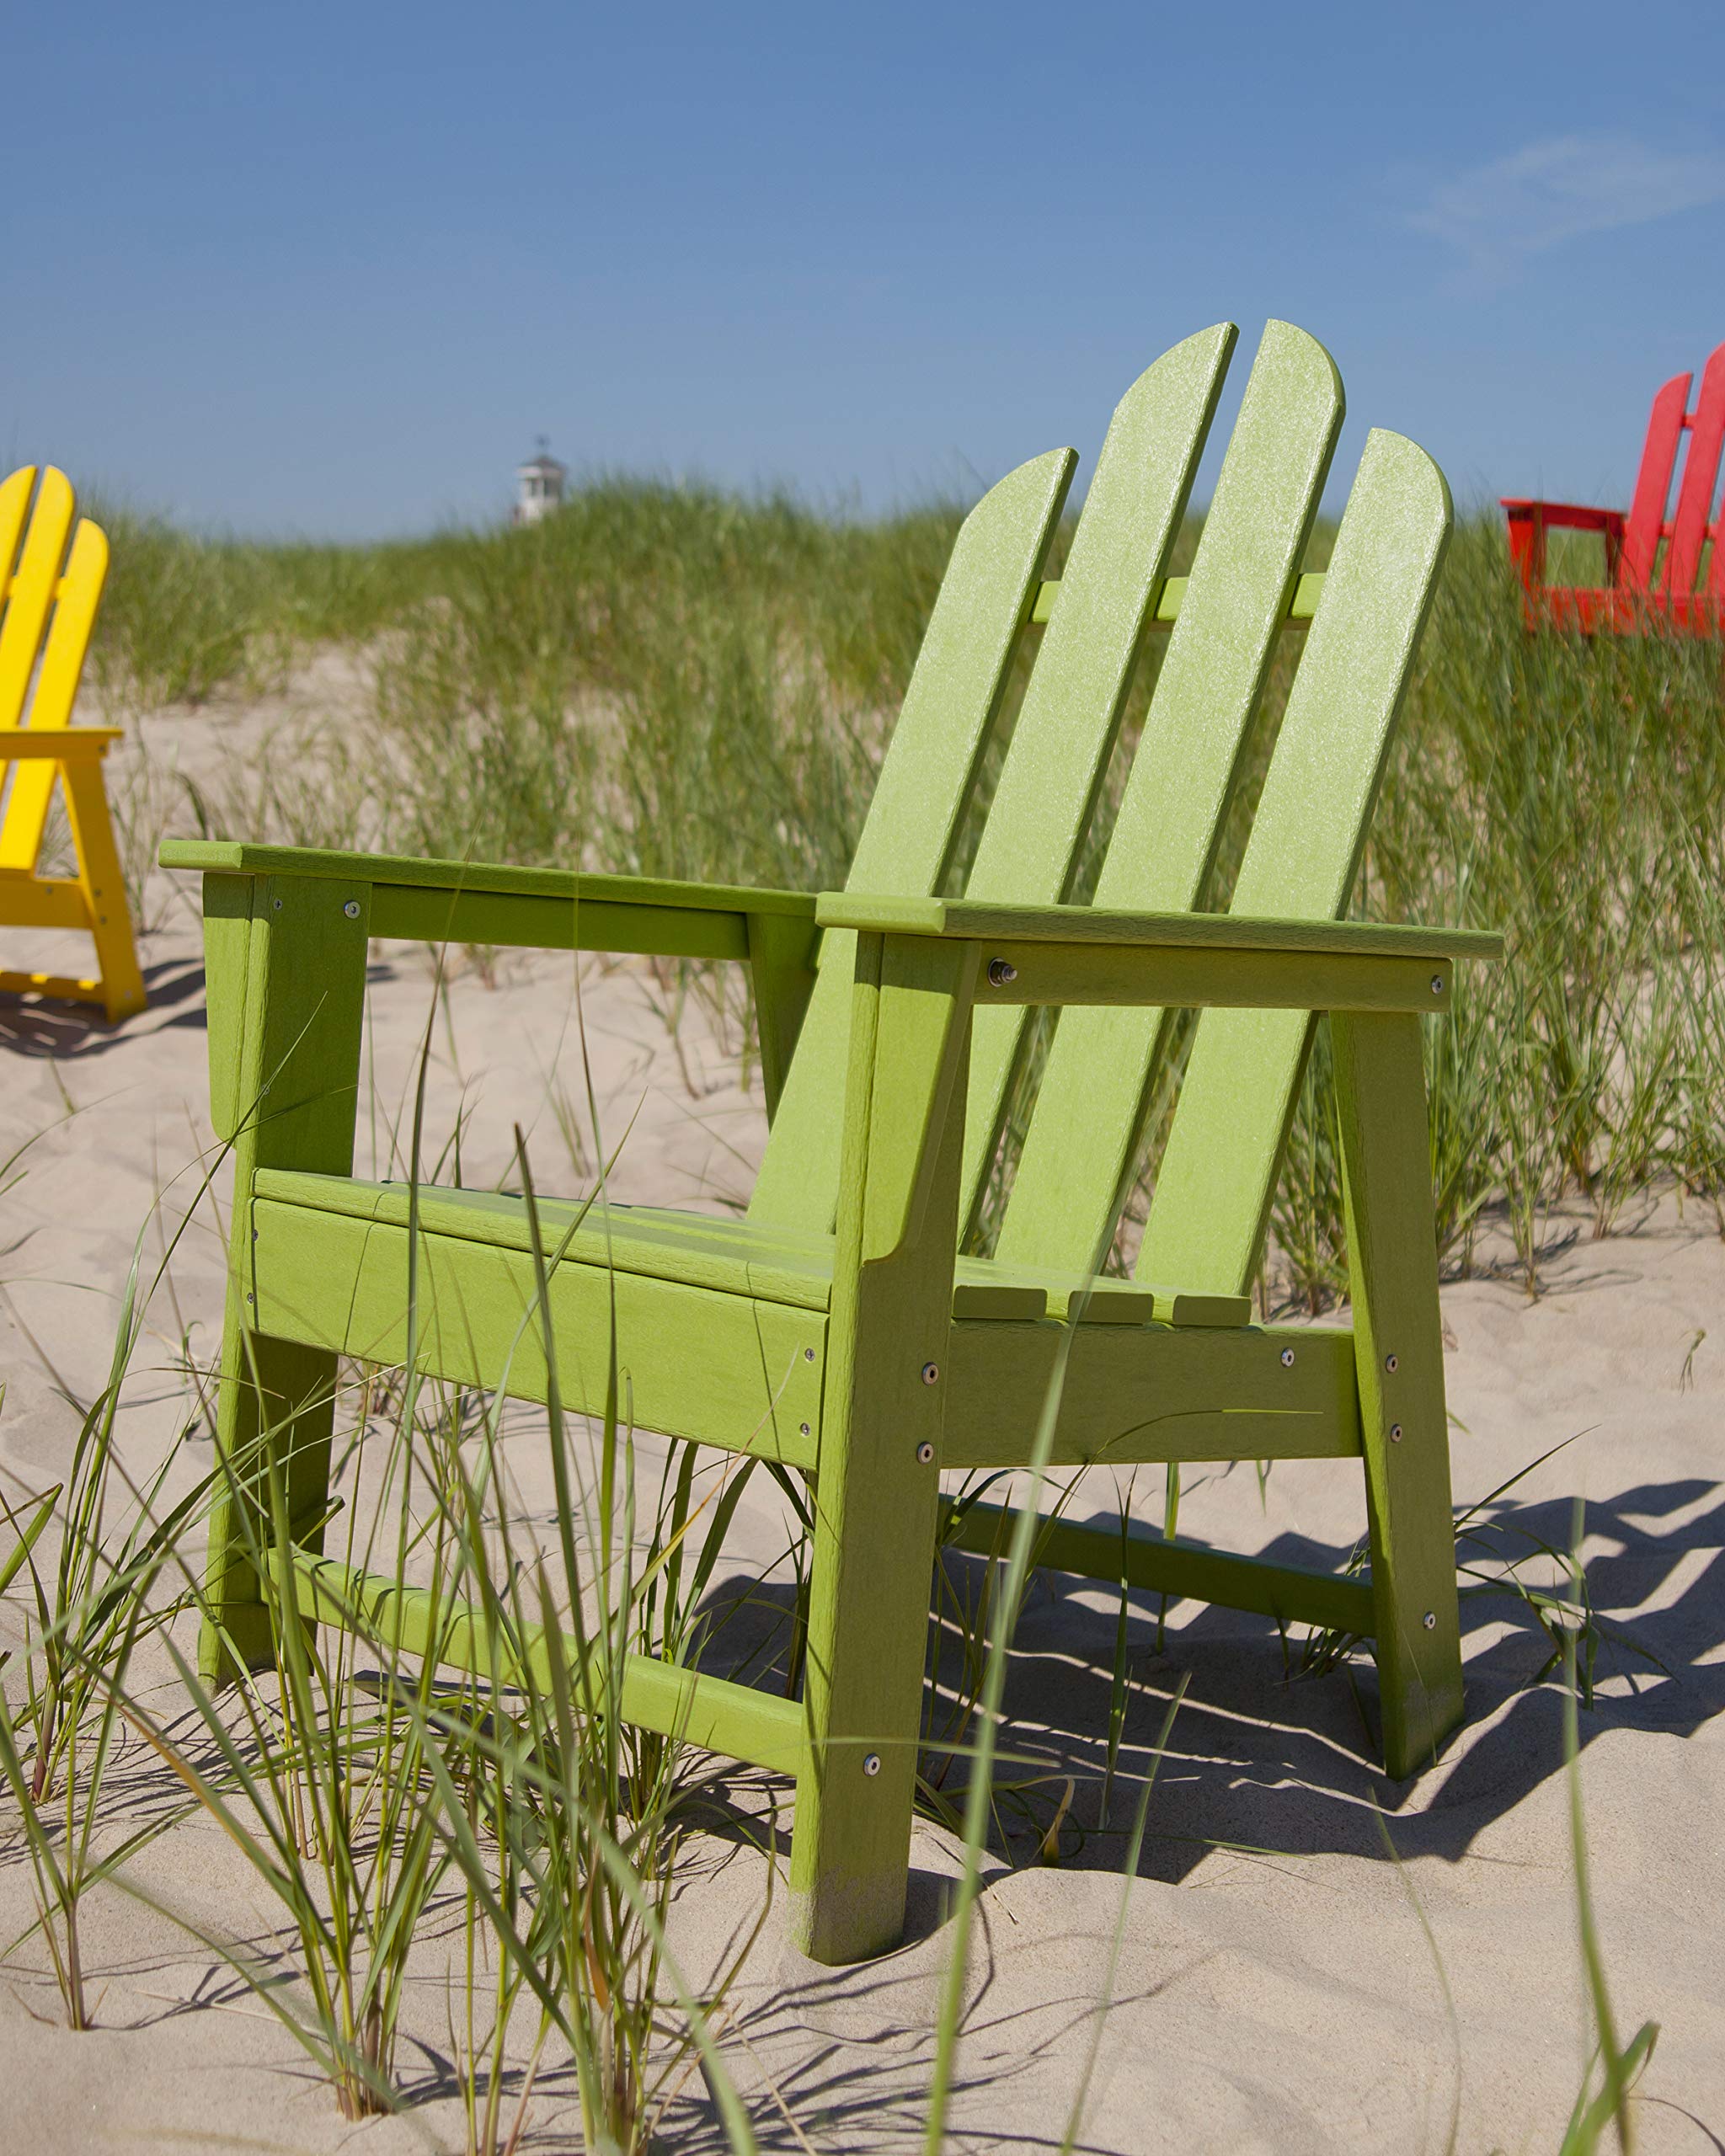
<box><xmin>160</xmin><ymin>319</ymin><xmax>1500</xmax><ymax>1967</ymax></box>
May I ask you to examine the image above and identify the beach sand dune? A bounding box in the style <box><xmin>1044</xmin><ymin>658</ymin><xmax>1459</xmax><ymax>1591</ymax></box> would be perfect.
<box><xmin>0</xmin><ymin>842</ymin><xmax>1719</xmax><ymax>2152</ymax></box>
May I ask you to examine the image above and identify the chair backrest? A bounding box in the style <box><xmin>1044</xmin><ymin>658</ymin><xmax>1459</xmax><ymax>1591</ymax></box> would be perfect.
<box><xmin>0</xmin><ymin>466</ymin><xmax>110</xmax><ymax>874</ymax></box>
<box><xmin>748</xmin><ymin>323</ymin><xmax>1451</xmax><ymax>1289</ymax></box>
<box><xmin>1618</xmin><ymin>344</ymin><xmax>1725</xmax><ymax>600</ymax></box>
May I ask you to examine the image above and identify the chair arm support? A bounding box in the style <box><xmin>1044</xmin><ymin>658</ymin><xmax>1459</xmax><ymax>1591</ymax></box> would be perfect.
<box><xmin>0</xmin><ymin>728</ymin><xmax>122</xmax><ymax>760</ymax></box>
<box><xmin>1499</xmin><ymin>499</ymin><xmax>1627</xmax><ymax>589</ymax></box>
<box><xmin>818</xmin><ymin>893</ymin><xmax>1500</xmax><ymax>1018</ymax></box>
<box><xmin>161</xmin><ymin>839</ymin><xmax>819</xmax><ymax>966</ymax></box>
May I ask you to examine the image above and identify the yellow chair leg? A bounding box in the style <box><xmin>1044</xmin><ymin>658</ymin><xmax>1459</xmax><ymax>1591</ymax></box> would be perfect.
<box><xmin>62</xmin><ymin>759</ymin><xmax>146</xmax><ymax>1022</ymax></box>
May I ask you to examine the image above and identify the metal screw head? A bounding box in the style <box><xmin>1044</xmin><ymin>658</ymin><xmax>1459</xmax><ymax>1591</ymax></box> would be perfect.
<box><xmin>1422</xmin><ymin>1610</ymin><xmax>1437</xmax><ymax>1630</ymax></box>
<box><xmin>804</xmin><ymin>1347</ymin><xmax>815</xmax><ymax>1362</ymax></box>
<box><xmin>344</xmin><ymin>899</ymin><xmax>360</xmax><ymax>919</ymax></box>
<box><xmin>986</xmin><ymin>958</ymin><xmax>1018</xmax><ymax>987</ymax></box>
<box><xmin>1384</xmin><ymin>1353</ymin><xmax>1399</xmax><ymax>1374</ymax></box>
<box><xmin>1279</xmin><ymin>1347</ymin><xmax>1295</xmax><ymax>1368</ymax></box>
<box><xmin>1389</xmin><ymin>1422</ymin><xmax>1403</xmax><ymax>1444</ymax></box>
<box><xmin>916</xmin><ymin>1441</ymin><xmax>935</xmax><ymax>1465</ymax></box>
<box><xmin>272</xmin><ymin>897</ymin><xmax>283</xmax><ymax>911</ymax></box>
<box><xmin>921</xmin><ymin>1361</ymin><xmax>939</xmax><ymax>1386</ymax></box>
<box><xmin>1430</xmin><ymin>974</ymin><xmax>1444</xmax><ymax>996</ymax></box>
<box><xmin>799</xmin><ymin>1422</ymin><xmax>811</xmax><ymax>1437</ymax></box>
<box><xmin>862</xmin><ymin>1753</ymin><xmax>882</xmax><ymax>1777</ymax></box>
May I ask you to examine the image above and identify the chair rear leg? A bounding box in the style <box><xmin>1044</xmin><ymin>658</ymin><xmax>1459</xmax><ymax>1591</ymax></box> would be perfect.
<box><xmin>62</xmin><ymin>758</ymin><xmax>146</xmax><ymax>1021</ymax></box>
<box><xmin>1332</xmin><ymin>1011</ymin><xmax>1464</xmax><ymax>1776</ymax></box>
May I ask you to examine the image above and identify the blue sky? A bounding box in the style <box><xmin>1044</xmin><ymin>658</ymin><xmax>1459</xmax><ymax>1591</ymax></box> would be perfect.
<box><xmin>6</xmin><ymin>2</ymin><xmax>1725</xmax><ymax>537</ymax></box>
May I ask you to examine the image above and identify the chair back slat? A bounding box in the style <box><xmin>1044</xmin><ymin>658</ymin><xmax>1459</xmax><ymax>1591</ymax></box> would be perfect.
<box><xmin>747</xmin><ymin>447</ymin><xmax>1073</xmax><ymax>1230</ymax></box>
<box><xmin>955</xmin><ymin>323</ymin><xmax>1236</xmax><ymax>1215</ymax></box>
<box><xmin>1618</xmin><ymin>371</ymin><xmax>1690</xmax><ymax>592</ymax></box>
<box><xmin>1135</xmin><ymin>428</ymin><xmax>1451</xmax><ymax>1296</ymax></box>
<box><xmin>1668</xmin><ymin>343</ymin><xmax>1725</xmax><ymax>597</ymax></box>
<box><xmin>0</xmin><ymin>467</ymin><xmax>75</xmax><ymax>728</ymax></box>
<box><xmin>995</xmin><ymin>321</ymin><xmax>1343</xmax><ymax>1270</ymax></box>
<box><xmin>0</xmin><ymin>515</ymin><xmax>110</xmax><ymax>873</ymax></box>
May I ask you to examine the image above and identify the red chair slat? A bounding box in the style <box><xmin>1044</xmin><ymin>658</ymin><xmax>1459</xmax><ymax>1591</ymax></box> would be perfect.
<box><xmin>1620</xmin><ymin>371</ymin><xmax>1690</xmax><ymax>591</ymax></box>
<box><xmin>1668</xmin><ymin>343</ymin><xmax>1725</xmax><ymax>597</ymax></box>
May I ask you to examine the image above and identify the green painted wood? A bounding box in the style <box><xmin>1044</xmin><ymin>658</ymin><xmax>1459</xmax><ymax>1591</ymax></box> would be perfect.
<box><xmin>249</xmin><ymin>1198</ymin><xmax>825</xmax><ymax>1469</ymax></box>
<box><xmin>1139</xmin><ymin>426</ymin><xmax>1455</xmax><ymax>1297</ymax></box>
<box><xmin>748</xmin><ymin>448</ymin><xmax>1074</xmax><ymax>1234</ymax></box>
<box><xmin>970</xmin><ymin>944</ymin><xmax>1456</xmax><ymax>1014</ymax></box>
<box><xmin>938</xmin><ymin>1316</ymin><xmax>1359</xmax><ymax>1468</ymax></box>
<box><xmin>202</xmin><ymin>873</ymin><xmax>253</xmax><ymax>1142</ymax></box>
<box><xmin>291</xmin><ymin>1553</ymin><xmax>807</xmax><ymax>1775</ymax></box>
<box><xmin>158</xmin><ymin>841</ymin><xmax>818</xmax><ymax>915</ymax></box>
<box><xmin>746</xmin><ymin>906</ymin><xmax>820</xmax><ymax>1119</ymax></box>
<box><xmin>957</xmin><ymin>325</ymin><xmax>1237</xmax><ymax>1217</ymax></box>
<box><xmin>369</xmin><ymin>884</ymin><xmax>752</xmax><ymax>961</ymax></box>
<box><xmin>254</xmin><ymin>1171</ymin><xmax>1045</xmax><ymax>1321</ymax></box>
<box><xmin>1030</xmin><ymin>566</ymin><xmax>1327</xmax><ymax>626</ymax></box>
<box><xmin>969</xmin><ymin>1267</ymin><xmax>1249</xmax><ymax>1327</ymax></box>
<box><xmin>200</xmin><ymin>873</ymin><xmax>372</xmax><ymax>1686</ymax></box>
<box><xmin>814</xmin><ymin>892</ymin><xmax>1499</xmax><ymax>961</ymax></box>
<box><xmin>1001</xmin><ymin>322</ymin><xmax>1343</xmax><ymax>1271</ymax></box>
<box><xmin>1332</xmin><ymin>1011</ymin><xmax>1464</xmax><ymax>1774</ymax></box>
<box><xmin>791</xmin><ymin>933</ymin><xmax>974</xmax><ymax>1963</ymax></box>
<box><xmin>942</xmin><ymin>1500</ymin><xmax>1376</xmax><ymax>1636</ymax></box>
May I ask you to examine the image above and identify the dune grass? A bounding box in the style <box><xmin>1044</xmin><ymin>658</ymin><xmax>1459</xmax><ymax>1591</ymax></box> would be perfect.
<box><xmin>93</xmin><ymin>478</ymin><xmax>1725</xmax><ymax>1301</ymax></box>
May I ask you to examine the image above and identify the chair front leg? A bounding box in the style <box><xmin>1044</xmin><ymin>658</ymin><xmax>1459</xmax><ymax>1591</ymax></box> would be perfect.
<box><xmin>1331</xmin><ymin>1009</ymin><xmax>1464</xmax><ymax>1777</ymax></box>
<box><xmin>200</xmin><ymin>873</ymin><xmax>371</xmax><ymax>1686</ymax></box>
<box><xmin>790</xmin><ymin>931</ymin><xmax>977</xmax><ymax>1963</ymax></box>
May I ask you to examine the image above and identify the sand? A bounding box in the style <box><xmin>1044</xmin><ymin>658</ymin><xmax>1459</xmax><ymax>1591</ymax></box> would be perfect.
<box><xmin>0</xmin><ymin>712</ymin><xmax>1720</xmax><ymax>2150</ymax></box>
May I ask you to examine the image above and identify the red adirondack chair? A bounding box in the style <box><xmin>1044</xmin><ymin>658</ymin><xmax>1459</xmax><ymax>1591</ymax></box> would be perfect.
<box><xmin>1502</xmin><ymin>343</ymin><xmax>1725</xmax><ymax>634</ymax></box>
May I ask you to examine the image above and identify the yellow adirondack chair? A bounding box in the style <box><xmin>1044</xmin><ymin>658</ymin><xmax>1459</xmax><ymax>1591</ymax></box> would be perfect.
<box><xmin>0</xmin><ymin>467</ymin><xmax>145</xmax><ymax>1023</ymax></box>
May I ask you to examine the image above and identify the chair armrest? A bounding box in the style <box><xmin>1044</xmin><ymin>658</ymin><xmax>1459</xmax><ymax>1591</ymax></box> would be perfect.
<box><xmin>160</xmin><ymin>839</ymin><xmax>817</xmax><ymax>964</ymax></box>
<box><xmin>0</xmin><ymin>727</ymin><xmax>122</xmax><ymax>760</ymax></box>
<box><xmin>1499</xmin><ymin>500</ymin><xmax>1627</xmax><ymax>590</ymax></box>
<box><xmin>817</xmin><ymin>892</ymin><xmax>1501</xmax><ymax>1016</ymax></box>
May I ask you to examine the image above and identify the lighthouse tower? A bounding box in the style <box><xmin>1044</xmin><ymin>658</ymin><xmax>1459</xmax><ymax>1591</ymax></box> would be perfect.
<box><xmin>513</xmin><ymin>439</ymin><xmax>567</xmax><ymax>526</ymax></box>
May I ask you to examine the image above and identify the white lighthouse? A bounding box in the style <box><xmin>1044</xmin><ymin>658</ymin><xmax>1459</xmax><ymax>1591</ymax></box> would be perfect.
<box><xmin>513</xmin><ymin>439</ymin><xmax>567</xmax><ymax>526</ymax></box>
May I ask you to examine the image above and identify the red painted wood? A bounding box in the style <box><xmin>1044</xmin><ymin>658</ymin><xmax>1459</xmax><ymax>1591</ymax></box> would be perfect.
<box><xmin>1670</xmin><ymin>344</ymin><xmax>1725</xmax><ymax>597</ymax></box>
<box><xmin>1501</xmin><ymin>344</ymin><xmax>1725</xmax><ymax>635</ymax></box>
<box><xmin>1620</xmin><ymin>371</ymin><xmax>1691</xmax><ymax>590</ymax></box>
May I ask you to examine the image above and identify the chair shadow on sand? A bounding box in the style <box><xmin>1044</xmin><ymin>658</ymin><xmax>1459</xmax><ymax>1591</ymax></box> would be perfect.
<box><xmin>687</xmin><ymin>1469</ymin><xmax>1723</xmax><ymax>1890</ymax></box>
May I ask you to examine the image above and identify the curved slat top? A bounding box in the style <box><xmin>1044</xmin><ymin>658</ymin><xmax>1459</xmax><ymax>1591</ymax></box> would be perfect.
<box><xmin>0</xmin><ymin>466</ymin><xmax>75</xmax><ymax>728</ymax></box>
<box><xmin>1138</xmin><ymin>425</ymin><xmax>1452</xmax><ymax>1297</ymax></box>
<box><xmin>1669</xmin><ymin>342</ymin><xmax>1725</xmax><ymax>596</ymax></box>
<box><xmin>1620</xmin><ymin>371</ymin><xmax>1690</xmax><ymax>592</ymax></box>
<box><xmin>956</xmin><ymin>322</ymin><xmax>1238</xmax><ymax>1214</ymax></box>
<box><xmin>748</xmin><ymin>446</ymin><xmax>1075</xmax><ymax>1231</ymax></box>
<box><xmin>996</xmin><ymin>320</ymin><xmax>1343</xmax><ymax>1270</ymax></box>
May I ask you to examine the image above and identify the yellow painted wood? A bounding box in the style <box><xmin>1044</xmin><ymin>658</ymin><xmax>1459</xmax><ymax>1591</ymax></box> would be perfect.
<box><xmin>0</xmin><ymin>467</ymin><xmax>73</xmax><ymax>725</ymax></box>
<box><xmin>0</xmin><ymin>469</ymin><xmax>145</xmax><ymax>1022</ymax></box>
